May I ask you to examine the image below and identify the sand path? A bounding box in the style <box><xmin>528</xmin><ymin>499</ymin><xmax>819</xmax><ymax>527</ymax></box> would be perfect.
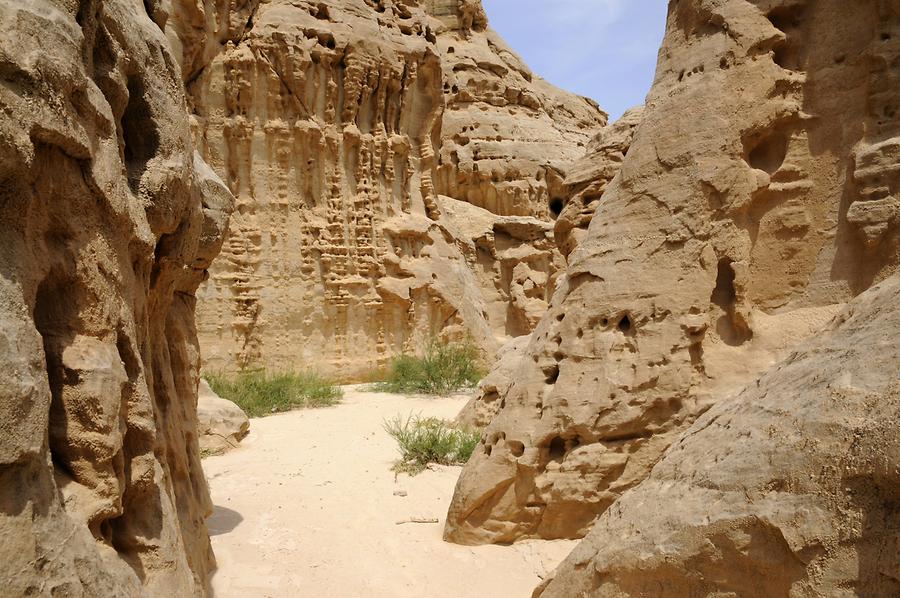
<box><xmin>203</xmin><ymin>387</ymin><xmax>575</xmax><ymax>597</ymax></box>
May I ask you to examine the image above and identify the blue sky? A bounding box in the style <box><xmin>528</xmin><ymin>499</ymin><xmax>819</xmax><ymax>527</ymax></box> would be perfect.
<box><xmin>482</xmin><ymin>0</ymin><xmax>669</xmax><ymax>121</ymax></box>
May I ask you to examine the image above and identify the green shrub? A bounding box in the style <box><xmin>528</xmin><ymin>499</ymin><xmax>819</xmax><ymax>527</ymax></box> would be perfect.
<box><xmin>204</xmin><ymin>370</ymin><xmax>342</xmax><ymax>418</ymax></box>
<box><xmin>383</xmin><ymin>414</ymin><xmax>482</xmax><ymax>475</ymax></box>
<box><xmin>374</xmin><ymin>338</ymin><xmax>484</xmax><ymax>395</ymax></box>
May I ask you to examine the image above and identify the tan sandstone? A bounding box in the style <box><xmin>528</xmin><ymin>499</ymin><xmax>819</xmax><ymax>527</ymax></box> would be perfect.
<box><xmin>456</xmin><ymin>334</ymin><xmax>531</xmax><ymax>429</ymax></box>
<box><xmin>555</xmin><ymin>106</ymin><xmax>645</xmax><ymax>261</ymax></box>
<box><xmin>164</xmin><ymin>0</ymin><xmax>606</xmax><ymax>379</ymax></box>
<box><xmin>197</xmin><ymin>380</ymin><xmax>250</xmax><ymax>454</ymax></box>
<box><xmin>0</xmin><ymin>0</ymin><xmax>232</xmax><ymax>594</ymax></box>
<box><xmin>536</xmin><ymin>272</ymin><xmax>900</xmax><ymax>597</ymax></box>
<box><xmin>458</xmin><ymin>107</ymin><xmax>646</xmax><ymax>428</ymax></box>
<box><xmin>445</xmin><ymin>0</ymin><xmax>900</xmax><ymax>545</ymax></box>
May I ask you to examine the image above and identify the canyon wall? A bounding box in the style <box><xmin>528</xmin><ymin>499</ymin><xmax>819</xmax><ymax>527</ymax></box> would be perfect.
<box><xmin>537</xmin><ymin>272</ymin><xmax>900</xmax><ymax>597</ymax></box>
<box><xmin>458</xmin><ymin>108</ymin><xmax>646</xmax><ymax>428</ymax></box>
<box><xmin>445</xmin><ymin>0</ymin><xmax>900</xmax><ymax>545</ymax></box>
<box><xmin>169</xmin><ymin>0</ymin><xmax>606</xmax><ymax>378</ymax></box>
<box><xmin>0</xmin><ymin>0</ymin><xmax>232</xmax><ymax>595</ymax></box>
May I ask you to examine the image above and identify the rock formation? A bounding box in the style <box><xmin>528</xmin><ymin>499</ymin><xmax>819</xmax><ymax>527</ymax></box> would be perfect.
<box><xmin>0</xmin><ymin>0</ymin><xmax>232</xmax><ymax>594</ymax></box>
<box><xmin>456</xmin><ymin>108</ymin><xmax>646</xmax><ymax>429</ymax></box>
<box><xmin>536</xmin><ymin>272</ymin><xmax>900</xmax><ymax>598</ymax></box>
<box><xmin>167</xmin><ymin>0</ymin><xmax>606</xmax><ymax>378</ymax></box>
<box><xmin>456</xmin><ymin>334</ymin><xmax>530</xmax><ymax>429</ymax></box>
<box><xmin>445</xmin><ymin>0</ymin><xmax>900</xmax><ymax>545</ymax></box>
<box><xmin>197</xmin><ymin>381</ymin><xmax>250</xmax><ymax>454</ymax></box>
<box><xmin>554</xmin><ymin>107</ymin><xmax>644</xmax><ymax>261</ymax></box>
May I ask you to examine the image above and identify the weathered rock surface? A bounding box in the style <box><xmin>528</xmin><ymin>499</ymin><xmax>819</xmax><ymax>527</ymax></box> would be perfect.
<box><xmin>0</xmin><ymin>0</ymin><xmax>232</xmax><ymax>594</ymax></box>
<box><xmin>167</xmin><ymin>0</ymin><xmax>605</xmax><ymax>378</ymax></box>
<box><xmin>197</xmin><ymin>380</ymin><xmax>250</xmax><ymax>454</ymax></box>
<box><xmin>457</xmin><ymin>334</ymin><xmax>531</xmax><ymax>429</ymax></box>
<box><xmin>536</xmin><ymin>273</ymin><xmax>900</xmax><ymax>598</ymax></box>
<box><xmin>555</xmin><ymin>107</ymin><xmax>644</xmax><ymax>260</ymax></box>
<box><xmin>445</xmin><ymin>0</ymin><xmax>900</xmax><ymax>545</ymax></box>
<box><xmin>458</xmin><ymin>109</ymin><xmax>646</xmax><ymax>430</ymax></box>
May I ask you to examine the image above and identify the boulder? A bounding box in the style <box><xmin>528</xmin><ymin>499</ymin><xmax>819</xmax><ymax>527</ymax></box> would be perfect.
<box><xmin>198</xmin><ymin>381</ymin><xmax>250</xmax><ymax>454</ymax></box>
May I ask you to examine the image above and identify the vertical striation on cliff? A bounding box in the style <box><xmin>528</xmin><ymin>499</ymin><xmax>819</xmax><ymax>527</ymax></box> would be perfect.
<box><xmin>168</xmin><ymin>0</ymin><xmax>607</xmax><ymax>379</ymax></box>
<box><xmin>0</xmin><ymin>0</ymin><xmax>232</xmax><ymax>594</ymax></box>
<box><xmin>445</xmin><ymin>0</ymin><xmax>900</xmax><ymax>546</ymax></box>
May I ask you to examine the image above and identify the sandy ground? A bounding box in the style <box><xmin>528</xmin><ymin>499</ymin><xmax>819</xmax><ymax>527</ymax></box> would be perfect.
<box><xmin>203</xmin><ymin>386</ymin><xmax>576</xmax><ymax>598</ymax></box>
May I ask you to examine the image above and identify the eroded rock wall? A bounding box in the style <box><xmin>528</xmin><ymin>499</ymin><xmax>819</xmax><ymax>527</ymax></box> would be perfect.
<box><xmin>536</xmin><ymin>272</ymin><xmax>900</xmax><ymax>598</ymax></box>
<box><xmin>172</xmin><ymin>0</ymin><xmax>605</xmax><ymax>378</ymax></box>
<box><xmin>0</xmin><ymin>0</ymin><xmax>232</xmax><ymax>594</ymax></box>
<box><xmin>555</xmin><ymin>107</ymin><xmax>644</xmax><ymax>261</ymax></box>
<box><xmin>445</xmin><ymin>0</ymin><xmax>900</xmax><ymax>545</ymax></box>
<box><xmin>457</xmin><ymin>109</ymin><xmax>646</xmax><ymax>429</ymax></box>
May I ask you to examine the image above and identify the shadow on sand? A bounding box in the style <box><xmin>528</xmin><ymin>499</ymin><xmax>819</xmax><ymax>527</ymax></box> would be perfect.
<box><xmin>208</xmin><ymin>505</ymin><xmax>243</xmax><ymax>536</ymax></box>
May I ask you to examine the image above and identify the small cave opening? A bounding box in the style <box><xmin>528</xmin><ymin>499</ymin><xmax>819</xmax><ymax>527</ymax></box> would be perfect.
<box><xmin>710</xmin><ymin>258</ymin><xmax>753</xmax><ymax>346</ymax></box>
<box><xmin>746</xmin><ymin>131</ymin><xmax>788</xmax><ymax>175</ymax></box>
<box><xmin>548</xmin><ymin>436</ymin><xmax>566</xmax><ymax>461</ymax></box>
<box><xmin>121</xmin><ymin>78</ymin><xmax>160</xmax><ymax>193</ymax></box>
<box><xmin>710</xmin><ymin>258</ymin><xmax>737</xmax><ymax>309</ymax></box>
<box><xmin>617</xmin><ymin>314</ymin><xmax>633</xmax><ymax>334</ymax></box>
<box><xmin>549</xmin><ymin>197</ymin><xmax>564</xmax><ymax>219</ymax></box>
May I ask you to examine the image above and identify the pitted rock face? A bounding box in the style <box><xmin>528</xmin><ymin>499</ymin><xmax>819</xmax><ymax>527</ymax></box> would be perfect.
<box><xmin>554</xmin><ymin>107</ymin><xmax>645</xmax><ymax>261</ymax></box>
<box><xmin>536</xmin><ymin>273</ymin><xmax>900</xmax><ymax>598</ymax></box>
<box><xmin>165</xmin><ymin>0</ymin><xmax>606</xmax><ymax>379</ymax></box>
<box><xmin>0</xmin><ymin>0</ymin><xmax>232</xmax><ymax>594</ymax></box>
<box><xmin>444</xmin><ymin>0</ymin><xmax>900</xmax><ymax>546</ymax></box>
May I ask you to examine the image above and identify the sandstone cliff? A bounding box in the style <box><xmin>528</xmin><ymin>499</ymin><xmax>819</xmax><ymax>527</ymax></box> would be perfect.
<box><xmin>536</xmin><ymin>272</ymin><xmax>900</xmax><ymax>597</ymax></box>
<box><xmin>167</xmin><ymin>0</ymin><xmax>606</xmax><ymax>378</ymax></box>
<box><xmin>445</xmin><ymin>0</ymin><xmax>900</xmax><ymax>545</ymax></box>
<box><xmin>0</xmin><ymin>0</ymin><xmax>231</xmax><ymax>594</ymax></box>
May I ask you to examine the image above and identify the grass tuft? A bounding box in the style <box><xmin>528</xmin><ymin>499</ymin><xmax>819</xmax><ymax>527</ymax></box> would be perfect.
<box><xmin>383</xmin><ymin>414</ymin><xmax>481</xmax><ymax>475</ymax></box>
<box><xmin>204</xmin><ymin>370</ymin><xmax>342</xmax><ymax>418</ymax></box>
<box><xmin>374</xmin><ymin>338</ymin><xmax>484</xmax><ymax>396</ymax></box>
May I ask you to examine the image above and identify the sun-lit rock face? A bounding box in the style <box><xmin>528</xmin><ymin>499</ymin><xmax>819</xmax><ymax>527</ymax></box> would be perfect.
<box><xmin>444</xmin><ymin>0</ymin><xmax>900</xmax><ymax>546</ymax></box>
<box><xmin>166</xmin><ymin>0</ymin><xmax>606</xmax><ymax>379</ymax></box>
<box><xmin>536</xmin><ymin>272</ymin><xmax>900</xmax><ymax>598</ymax></box>
<box><xmin>555</xmin><ymin>107</ymin><xmax>645</xmax><ymax>261</ymax></box>
<box><xmin>0</xmin><ymin>0</ymin><xmax>232</xmax><ymax>594</ymax></box>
